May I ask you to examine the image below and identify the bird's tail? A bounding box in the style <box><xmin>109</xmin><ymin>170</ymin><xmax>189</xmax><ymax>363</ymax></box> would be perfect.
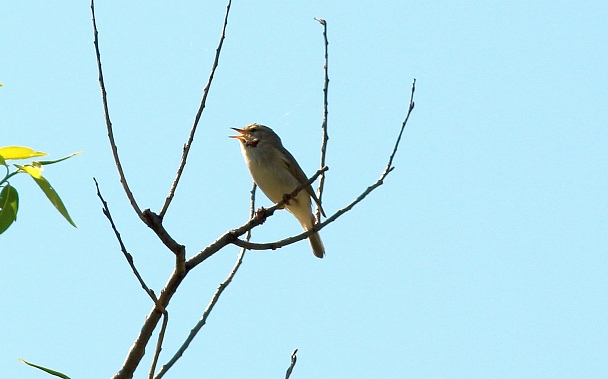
<box><xmin>291</xmin><ymin>206</ymin><xmax>325</xmax><ymax>258</ymax></box>
<box><xmin>308</xmin><ymin>231</ymin><xmax>325</xmax><ymax>259</ymax></box>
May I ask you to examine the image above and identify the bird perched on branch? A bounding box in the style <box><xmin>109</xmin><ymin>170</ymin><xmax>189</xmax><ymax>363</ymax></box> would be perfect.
<box><xmin>230</xmin><ymin>123</ymin><xmax>325</xmax><ymax>258</ymax></box>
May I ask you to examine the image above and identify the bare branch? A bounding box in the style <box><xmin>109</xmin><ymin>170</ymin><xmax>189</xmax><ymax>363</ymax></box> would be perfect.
<box><xmin>91</xmin><ymin>0</ymin><xmax>143</xmax><ymax>220</ymax></box>
<box><xmin>159</xmin><ymin>0</ymin><xmax>232</xmax><ymax>219</ymax></box>
<box><xmin>142</xmin><ymin>209</ymin><xmax>186</xmax><ymax>260</ymax></box>
<box><xmin>314</xmin><ymin>18</ymin><xmax>330</xmax><ymax>222</ymax></box>
<box><xmin>384</xmin><ymin>79</ymin><xmax>416</xmax><ymax>178</ymax></box>
<box><xmin>148</xmin><ymin>311</ymin><xmax>169</xmax><ymax>379</ymax></box>
<box><xmin>93</xmin><ymin>178</ymin><xmax>160</xmax><ymax>307</ymax></box>
<box><xmin>232</xmin><ymin>171</ymin><xmax>395</xmax><ymax>251</ymax></box>
<box><xmin>285</xmin><ymin>349</ymin><xmax>298</xmax><ymax>379</ymax></box>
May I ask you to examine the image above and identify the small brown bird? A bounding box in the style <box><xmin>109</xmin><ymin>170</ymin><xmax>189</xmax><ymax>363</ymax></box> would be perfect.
<box><xmin>231</xmin><ymin>123</ymin><xmax>325</xmax><ymax>258</ymax></box>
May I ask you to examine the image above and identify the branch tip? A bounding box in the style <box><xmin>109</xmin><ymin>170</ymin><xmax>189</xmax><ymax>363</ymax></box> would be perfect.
<box><xmin>285</xmin><ymin>348</ymin><xmax>299</xmax><ymax>379</ymax></box>
<box><xmin>316</xmin><ymin>20</ymin><xmax>330</xmax><ymax>221</ymax></box>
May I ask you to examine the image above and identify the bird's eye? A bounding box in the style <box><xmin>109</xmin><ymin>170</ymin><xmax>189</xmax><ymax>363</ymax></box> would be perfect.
<box><xmin>249</xmin><ymin>128</ymin><xmax>258</xmax><ymax>133</ymax></box>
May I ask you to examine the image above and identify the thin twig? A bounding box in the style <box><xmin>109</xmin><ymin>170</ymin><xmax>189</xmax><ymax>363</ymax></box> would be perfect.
<box><xmin>314</xmin><ymin>18</ymin><xmax>330</xmax><ymax>223</ymax></box>
<box><xmin>285</xmin><ymin>349</ymin><xmax>298</xmax><ymax>379</ymax></box>
<box><xmin>384</xmin><ymin>79</ymin><xmax>415</xmax><ymax>177</ymax></box>
<box><xmin>91</xmin><ymin>0</ymin><xmax>143</xmax><ymax>220</ymax></box>
<box><xmin>154</xmin><ymin>183</ymin><xmax>257</xmax><ymax>379</ymax></box>
<box><xmin>159</xmin><ymin>0</ymin><xmax>232</xmax><ymax>219</ymax></box>
<box><xmin>148</xmin><ymin>311</ymin><xmax>169</xmax><ymax>379</ymax></box>
<box><xmin>231</xmin><ymin>79</ymin><xmax>417</xmax><ymax>252</ymax></box>
<box><xmin>94</xmin><ymin>178</ymin><xmax>159</xmax><ymax>307</ymax></box>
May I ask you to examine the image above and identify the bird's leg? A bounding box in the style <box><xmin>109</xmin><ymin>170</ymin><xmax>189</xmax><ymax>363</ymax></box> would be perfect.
<box><xmin>255</xmin><ymin>207</ymin><xmax>267</xmax><ymax>223</ymax></box>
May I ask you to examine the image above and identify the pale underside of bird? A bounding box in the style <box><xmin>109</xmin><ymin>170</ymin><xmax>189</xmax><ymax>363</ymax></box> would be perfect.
<box><xmin>230</xmin><ymin>123</ymin><xmax>325</xmax><ymax>258</ymax></box>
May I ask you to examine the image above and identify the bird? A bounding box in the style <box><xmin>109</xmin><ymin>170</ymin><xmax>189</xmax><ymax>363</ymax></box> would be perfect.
<box><xmin>230</xmin><ymin>123</ymin><xmax>325</xmax><ymax>258</ymax></box>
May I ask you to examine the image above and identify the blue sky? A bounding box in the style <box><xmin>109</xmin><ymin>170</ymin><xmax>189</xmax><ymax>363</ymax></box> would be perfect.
<box><xmin>1</xmin><ymin>1</ymin><xmax>606</xmax><ymax>378</ymax></box>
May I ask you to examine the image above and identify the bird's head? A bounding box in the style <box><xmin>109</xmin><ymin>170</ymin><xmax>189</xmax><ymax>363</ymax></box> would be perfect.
<box><xmin>230</xmin><ymin>123</ymin><xmax>281</xmax><ymax>148</ymax></box>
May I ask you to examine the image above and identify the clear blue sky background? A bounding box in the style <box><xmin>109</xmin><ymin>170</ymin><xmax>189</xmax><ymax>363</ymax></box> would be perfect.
<box><xmin>1</xmin><ymin>1</ymin><xmax>606</xmax><ymax>378</ymax></box>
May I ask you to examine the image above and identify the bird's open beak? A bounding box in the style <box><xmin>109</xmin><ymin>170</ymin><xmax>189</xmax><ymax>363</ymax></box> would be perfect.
<box><xmin>229</xmin><ymin>127</ymin><xmax>249</xmax><ymax>142</ymax></box>
<box><xmin>230</xmin><ymin>127</ymin><xmax>259</xmax><ymax>147</ymax></box>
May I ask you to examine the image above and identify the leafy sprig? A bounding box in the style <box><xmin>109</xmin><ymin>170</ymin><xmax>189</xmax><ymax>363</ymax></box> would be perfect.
<box><xmin>0</xmin><ymin>146</ymin><xmax>81</xmax><ymax>234</ymax></box>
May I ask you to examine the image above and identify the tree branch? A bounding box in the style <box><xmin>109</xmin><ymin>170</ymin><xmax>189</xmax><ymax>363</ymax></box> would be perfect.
<box><xmin>93</xmin><ymin>178</ymin><xmax>160</xmax><ymax>309</ymax></box>
<box><xmin>385</xmin><ymin>79</ymin><xmax>416</xmax><ymax>176</ymax></box>
<box><xmin>91</xmin><ymin>0</ymin><xmax>143</xmax><ymax>220</ymax></box>
<box><xmin>148</xmin><ymin>311</ymin><xmax>169</xmax><ymax>379</ymax></box>
<box><xmin>158</xmin><ymin>0</ymin><xmax>232</xmax><ymax>219</ymax></box>
<box><xmin>285</xmin><ymin>349</ymin><xmax>298</xmax><ymax>379</ymax></box>
<box><xmin>314</xmin><ymin>18</ymin><xmax>330</xmax><ymax>223</ymax></box>
<box><xmin>142</xmin><ymin>209</ymin><xmax>186</xmax><ymax>260</ymax></box>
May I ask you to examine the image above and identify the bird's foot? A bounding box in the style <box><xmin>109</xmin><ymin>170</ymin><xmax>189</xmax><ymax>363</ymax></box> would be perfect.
<box><xmin>255</xmin><ymin>207</ymin><xmax>267</xmax><ymax>223</ymax></box>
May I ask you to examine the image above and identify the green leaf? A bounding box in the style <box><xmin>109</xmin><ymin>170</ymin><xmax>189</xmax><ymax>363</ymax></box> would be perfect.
<box><xmin>16</xmin><ymin>165</ymin><xmax>77</xmax><ymax>228</ymax></box>
<box><xmin>0</xmin><ymin>146</ymin><xmax>48</xmax><ymax>160</ymax></box>
<box><xmin>37</xmin><ymin>151</ymin><xmax>83</xmax><ymax>166</ymax></box>
<box><xmin>19</xmin><ymin>358</ymin><xmax>71</xmax><ymax>379</ymax></box>
<box><xmin>0</xmin><ymin>184</ymin><xmax>19</xmax><ymax>234</ymax></box>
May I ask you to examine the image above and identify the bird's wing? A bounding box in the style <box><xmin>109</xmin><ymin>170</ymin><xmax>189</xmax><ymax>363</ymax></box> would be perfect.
<box><xmin>279</xmin><ymin>147</ymin><xmax>326</xmax><ymax>218</ymax></box>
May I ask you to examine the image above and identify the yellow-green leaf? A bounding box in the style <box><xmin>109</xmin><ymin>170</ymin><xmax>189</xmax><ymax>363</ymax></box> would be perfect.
<box><xmin>15</xmin><ymin>165</ymin><xmax>77</xmax><ymax>228</ymax></box>
<box><xmin>0</xmin><ymin>146</ymin><xmax>47</xmax><ymax>160</ymax></box>
<box><xmin>19</xmin><ymin>358</ymin><xmax>71</xmax><ymax>379</ymax></box>
<box><xmin>0</xmin><ymin>184</ymin><xmax>19</xmax><ymax>234</ymax></box>
<box><xmin>37</xmin><ymin>151</ymin><xmax>83</xmax><ymax>166</ymax></box>
<box><xmin>16</xmin><ymin>164</ymin><xmax>43</xmax><ymax>179</ymax></box>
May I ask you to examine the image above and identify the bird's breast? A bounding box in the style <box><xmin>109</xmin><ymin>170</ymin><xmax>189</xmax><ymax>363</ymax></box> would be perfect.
<box><xmin>242</xmin><ymin>148</ymin><xmax>300</xmax><ymax>204</ymax></box>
